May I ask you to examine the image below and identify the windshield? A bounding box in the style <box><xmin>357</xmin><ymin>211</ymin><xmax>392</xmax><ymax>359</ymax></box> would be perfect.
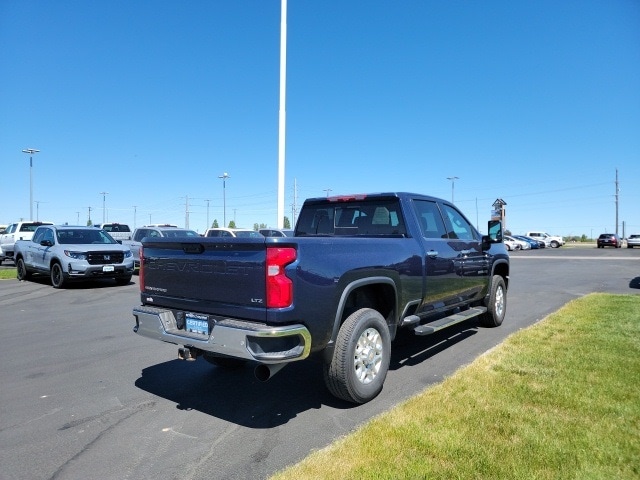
<box><xmin>57</xmin><ymin>229</ymin><xmax>118</xmax><ymax>245</ymax></box>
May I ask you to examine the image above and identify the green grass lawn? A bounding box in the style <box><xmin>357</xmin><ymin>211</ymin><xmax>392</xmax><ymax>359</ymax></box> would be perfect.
<box><xmin>0</xmin><ymin>268</ymin><xmax>16</xmax><ymax>280</ymax></box>
<box><xmin>272</xmin><ymin>293</ymin><xmax>640</xmax><ymax>480</ymax></box>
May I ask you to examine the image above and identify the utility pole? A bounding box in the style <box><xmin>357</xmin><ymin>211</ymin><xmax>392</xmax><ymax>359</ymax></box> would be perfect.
<box><xmin>87</xmin><ymin>206</ymin><xmax>92</xmax><ymax>225</ymax></box>
<box><xmin>184</xmin><ymin>195</ymin><xmax>189</xmax><ymax>229</ymax></box>
<box><xmin>447</xmin><ymin>176</ymin><xmax>459</xmax><ymax>203</ymax></box>
<box><xmin>132</xmin><ymin>206</ymin><xmax>137</xmax><ymax>229</ymax></box>
<box><xmin>615</xmin><ymin>168</ymin><xmax>619</xmax><ymax>236</ymax></box>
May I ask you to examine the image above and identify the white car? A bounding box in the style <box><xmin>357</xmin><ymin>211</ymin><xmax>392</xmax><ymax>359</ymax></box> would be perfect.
<box><xmin>505</xmin><ymin>235</ymin><xmax>530</xmax><ymax>250</ymax></box>
<box><xmin>525</xmin><ymin>231</ymin><xmax>564</xmax><ymax>248</ymax></box>
<box><xmin>204</xmin><ymin>228</ymin><xmax>264</xmax><ymax>238</ymax></box>
<box><xmin>503</xmin><ymin>236</ymin><xmax>521</xmax><ymax>251</ymax></box>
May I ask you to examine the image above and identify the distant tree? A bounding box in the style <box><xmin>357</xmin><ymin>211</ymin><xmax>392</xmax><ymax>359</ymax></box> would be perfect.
<box><xmin>283</xmin><ymin>216</ymin><xmax>291</xmax><ymax>229</ymax></box>
<box><xmin>253</xmin><ymin>223</ymin><xmax>259</xmax><ymax>231</ymax></box>
<box><xmin>580</xmin><ymin>234</ymin><xmax>587</xmax><ymax>242</ymax></box>
<box><xmin>87</xmin><ymin>219</ymin><xmax>93</xmax><ymax>226</ymax></box>
<box><xmin>212</xmin><ymin>219</ymin><xmax>219</xmax><ymax>228</ymax></box>
<box><xmin>504</xmin><ymin>229</ymin><xmax>512</xmax><ymax>236</ymax></box>
<box><xmin>228</xmin><ymin>220</ymin><xmax>236</xmax><ymax>228</ymax></box>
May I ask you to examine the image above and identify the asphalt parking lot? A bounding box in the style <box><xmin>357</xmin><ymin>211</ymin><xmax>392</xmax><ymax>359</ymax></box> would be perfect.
<box><xmin>0</xmin><ymin>246</ymin><xmax>638</xmax><ymax>480</ymax></box>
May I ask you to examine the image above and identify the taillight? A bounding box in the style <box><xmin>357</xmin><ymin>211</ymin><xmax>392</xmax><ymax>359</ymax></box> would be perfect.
<box><xmin>139</xmin><ymin>246</ymin><xmax>144</xmax><ymax>293</ymax></box>
<box><xmin>266</xmin><ymin>247</ymin><xmax>296</xmax><ymax>308</ymax></box>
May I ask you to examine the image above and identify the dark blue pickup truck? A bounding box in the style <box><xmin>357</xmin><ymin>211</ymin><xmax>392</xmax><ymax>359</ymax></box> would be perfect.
<box><xmin>133</xmin><ymin>192</ymin><xmax>509</xmax><ymax>403</ymax></box>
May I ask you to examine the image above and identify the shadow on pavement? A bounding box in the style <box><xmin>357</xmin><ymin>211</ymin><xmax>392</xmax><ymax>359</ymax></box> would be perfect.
<box><xmin>134</xmin><ymin>319</ymin><xmax>479</xmax><ymax>427</ymax></box>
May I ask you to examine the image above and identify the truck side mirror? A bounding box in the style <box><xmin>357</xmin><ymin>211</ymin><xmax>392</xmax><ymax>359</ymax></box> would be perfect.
<box><xmin>487</xmin><ymin>220</ymin><xmax>503</xmax><ymax>242</ymax></box>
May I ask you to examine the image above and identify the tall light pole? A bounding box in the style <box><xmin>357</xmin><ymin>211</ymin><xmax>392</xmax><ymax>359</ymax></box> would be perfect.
<box><xmin>132</xmin><ymin>206</ymin><xmax>137</xmax><ymax>229</ymax></box>
<box><xmin>99</xmin><ymin>192</ymin><xmax>109</xmax><ymax>224</ymax></box>
<box><xmin>22</xmin><ymin>148</ymin><xmax>40</xmax><ymax>220</ymax></box>
<box><xmin>447</xmin><ymin>176</ymin><xmax>459</xmax><ymax>203</ymax></box>
<box><xmin>277</xmin><ymin>0</ymin><xmax>288</xmax><ymax>228</ymax></box>
<box><xmin>218</xmin><ymin>172</ymin><xmax>230</xmax><ymax>227</ymax></box>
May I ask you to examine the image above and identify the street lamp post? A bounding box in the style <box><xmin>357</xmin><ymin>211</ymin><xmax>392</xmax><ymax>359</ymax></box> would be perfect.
<box><xmin>446</xmin><ymin>176</ymin><xmax>459</xmax><ymax>203</ymax></box>
<box><xmin>218</xmin><ymin>173</ymin><xmax>230</xmax><ymax>227</ymax></box>
<box><xmin>22</xmin><ymin>148</ymin><xmax>40</xmax><ymax>220</ymax></box>
<box><xmin>99</xmin><ymin>192</ymin><xmax>109</xmax><ymax>224</ymax></box>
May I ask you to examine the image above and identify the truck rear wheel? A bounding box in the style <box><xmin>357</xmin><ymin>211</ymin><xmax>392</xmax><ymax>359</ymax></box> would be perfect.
<box><xmin>323</xmin><ymin>308</ymin><xmax>391</xmax><ymax>404</ymax></box>
<box><xmin>16</xmin><ymin>257</ymin><xmax>31</xmax><ymax>281</ymax></box>
<box><xmin>480</xmin><ymin>275</ymin><xmax>506</xmax><ymax>327</ymax></box>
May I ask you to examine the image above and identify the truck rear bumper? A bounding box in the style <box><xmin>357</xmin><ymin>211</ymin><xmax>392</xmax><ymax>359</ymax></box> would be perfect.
<box><xmin>133</xmin><ymin>306</ymin><xmax>311</xmax><ymax>364</ymax></box>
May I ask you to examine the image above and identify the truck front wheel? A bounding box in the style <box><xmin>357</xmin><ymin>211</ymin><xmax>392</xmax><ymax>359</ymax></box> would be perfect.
<box><xmin>480</xmin><ymin>275</ymin><xmax>506</xmax><ymax>328</ymax></box>
<box><xmin>323</xmin><ymin>308</ymin><xmax>391</xmax><ymax>404</ymax></box>
<box><xmin>50</xmin><ymin>262</ymin><xmax>66</xmax><ymax>289</ymax></box>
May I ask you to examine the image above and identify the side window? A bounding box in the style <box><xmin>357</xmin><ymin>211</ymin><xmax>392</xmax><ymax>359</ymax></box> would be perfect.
<box><xmin>32</xmin><ymin>228</ymin><xmax>46</xmax><ymax>244</ymax></box>
<box><xmin>134</xmin><ymin>229</ymin><xmax>148</xmax><ymax>241</ymax></box>
<box><xmin>43</xmin><ymin>229</ymin><xmax>55</xmax><ymax>244</ymax></box>
<box><xmin>440</xmin><ymin>204</ymin><xmax>475</xmax><ymax>240</ymax></box>
<box><xmin>413</xmin><ymin>200</ymin><xmax>447</xmax><ymax>239</ymax></box>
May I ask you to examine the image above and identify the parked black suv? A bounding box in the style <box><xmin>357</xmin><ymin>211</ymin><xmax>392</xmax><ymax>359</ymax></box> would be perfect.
<box><xmin>597</xmin><ymin>233</ymin><xmax>621</xmax><ymax>248</ymax></box>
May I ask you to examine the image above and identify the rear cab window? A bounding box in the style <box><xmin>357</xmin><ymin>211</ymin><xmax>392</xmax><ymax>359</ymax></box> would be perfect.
<box><xmin>296</xmin><ymin>196</ymin><xmax>406</xmax><ymax>236</ymax></box>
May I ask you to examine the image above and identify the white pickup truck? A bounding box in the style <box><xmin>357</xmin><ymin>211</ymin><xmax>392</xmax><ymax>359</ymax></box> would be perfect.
<box><xmin>0</xmin><ymin>221</ymin><xmax>54</xmax><ymax>263</ymax></box>
<box><xmin>525</xmin><ymin>231</ymin><xmax>565</xmax><ymax>248</ymax></box>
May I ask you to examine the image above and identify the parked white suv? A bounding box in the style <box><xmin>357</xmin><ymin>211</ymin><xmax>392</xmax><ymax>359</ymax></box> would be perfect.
<box><xmin>525</xmin><ymin>231</ymin><xmax>564</xmax><ymax>248</ymax></box>
<box><xmin>0</xmin><ymin>221</ymin><xmax>54</xmax><ymax>262</ymax></box>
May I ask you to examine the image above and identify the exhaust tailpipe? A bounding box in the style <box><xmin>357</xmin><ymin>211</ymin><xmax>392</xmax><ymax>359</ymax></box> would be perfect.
<box><xmin>178</xmin><ymin>347</ymin><xmax>199</xmax><ymax>361</ymax></box>
<box><xmin>254</xmin><ymin>363</ymin><xmax>287</xmax><ymax>382</ymax></box>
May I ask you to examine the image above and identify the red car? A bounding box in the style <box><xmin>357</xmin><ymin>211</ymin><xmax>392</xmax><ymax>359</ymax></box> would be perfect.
<box><xmin>597</xmin><ymin>233</ymin><xmax>621</xmax><ymax>248</ymax></box>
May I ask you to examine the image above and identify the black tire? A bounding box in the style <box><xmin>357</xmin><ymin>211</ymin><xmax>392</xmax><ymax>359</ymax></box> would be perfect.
<box><xmin>202</xmin><ymin>353</ymin><xmax>247</xmax><ymax>369</ymax></box>
<box><xmin>115</xmin><ymin>275</ymin><xmax>132</xmax><ymax>286</ymax></box>
<box><xmin>16</xmin><ymin>257</ymin><xmax>32</xmax><ymax>281</ymax></box>
<box><xmin>480</xmin><ymin>275</ymin><xmax>506</xmax><ymax>328</ymax></box>
<box><xmin>323</xmin><ymin>308</ymin><xmax>391</xmax><ymax>404</ymax></box>
<box><xmin>550</xmin><ymin>241</ymin><xmax>559</xmax><ymax>248</ymax></box>
<box><xmin>50</xmin><ymin>262</ymin><xmax>66</xmax><ymax>289</ymax></box>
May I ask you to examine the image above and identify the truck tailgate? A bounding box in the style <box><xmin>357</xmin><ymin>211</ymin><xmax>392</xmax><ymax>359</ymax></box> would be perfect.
<box><xmin>140</xmin><ymin>237</ymin><xmax>267</xmax><ymax>318</ymax></box>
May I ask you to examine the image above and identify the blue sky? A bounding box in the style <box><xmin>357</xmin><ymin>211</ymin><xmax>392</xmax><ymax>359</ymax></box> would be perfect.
<box><xmin>1</xmin><ymin>1</ymin><xmax>638</xmax><ymax>237</ymax></box>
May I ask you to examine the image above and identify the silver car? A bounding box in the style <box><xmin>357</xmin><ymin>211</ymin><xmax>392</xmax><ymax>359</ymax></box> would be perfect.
<box><xmin>627</xmin><ymin>234</ymin><xmax>640</xmax><ymax>249</ymax></box>
<box><xmin>14</xmin><ymin>225</ymin><xmax>134</xmax><ymax>288</ymax></box>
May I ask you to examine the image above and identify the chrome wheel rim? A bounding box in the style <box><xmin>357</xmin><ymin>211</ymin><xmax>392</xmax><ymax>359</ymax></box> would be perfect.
<box><xmin>353</xmin><ymin>327</ymin><xmax>383</xmax><ymax>385</ymax></box>
<box><xmin>495</xmin><ymin>285</ymin><xmax>505</xmax><ymax>318</ymax></box>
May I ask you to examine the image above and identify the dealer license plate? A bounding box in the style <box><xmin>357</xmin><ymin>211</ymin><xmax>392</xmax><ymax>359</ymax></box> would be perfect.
<box><xmin>102</xmin><ymin>265</ymin><xmax>115</xmax><ymax>272</ymax></box>
<box><xmin>186</xmin><ymin>314</ymin><xmax>209</xmax><ymax>336</ymax></box>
